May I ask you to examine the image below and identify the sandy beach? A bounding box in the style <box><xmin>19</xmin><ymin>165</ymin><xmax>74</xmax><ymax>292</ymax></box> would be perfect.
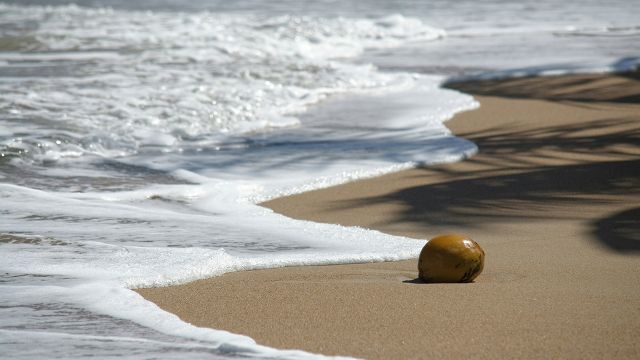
<box><xmin>136</xmin><ymin>72</ymin><xmax>640</xmax><ymax>359</ymax></box>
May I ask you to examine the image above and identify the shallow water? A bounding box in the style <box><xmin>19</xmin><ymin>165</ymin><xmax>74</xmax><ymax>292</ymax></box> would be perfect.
<box><xmin>1</xmin><ymin>1</ymin><xmax>639</xmax><ymax>359</ymax></box>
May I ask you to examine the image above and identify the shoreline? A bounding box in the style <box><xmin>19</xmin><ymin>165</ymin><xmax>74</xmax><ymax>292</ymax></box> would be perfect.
<box><xmin>136</xmin><ymin>71</ymin><xmax>640</xmax><ymax>359</ymax></box>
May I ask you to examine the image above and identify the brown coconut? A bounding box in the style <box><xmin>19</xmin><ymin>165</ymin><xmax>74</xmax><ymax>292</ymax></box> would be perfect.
<box><xmin>418</xmin><ymin>234</ymin><xmax>484</xmax><ymax>283</ymax></box>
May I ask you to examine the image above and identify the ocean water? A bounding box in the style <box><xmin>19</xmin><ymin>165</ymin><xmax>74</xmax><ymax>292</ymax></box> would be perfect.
<box><xmin>0</xmin><ymin>1</ymin><xmax>638</xmax><ymax>359</ymax></box>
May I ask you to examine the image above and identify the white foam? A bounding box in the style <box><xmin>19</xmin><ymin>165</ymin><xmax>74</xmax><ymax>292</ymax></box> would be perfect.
<box><xmin>0</xmin><ymin>30</ymin><xmax>472</xmax><ymax>356</ymax></box>
<box><xmin>0</xmin><ymin>4</ymin><xmax>444</xmax><ymax>165</ymax></box>
<box><xmin>0</xmin><ymin>177</ymin><xmax>423</xmax><ymax>358</ymax></box>
<box><xmin>0</xmin><ymin>74</ymin><xmax>472</xmax><ymax>359</ymax></box>
<box><xmin>0</xmin><ymin>285</ymin><xmax>348</xmax><ymax>359</ymax></box>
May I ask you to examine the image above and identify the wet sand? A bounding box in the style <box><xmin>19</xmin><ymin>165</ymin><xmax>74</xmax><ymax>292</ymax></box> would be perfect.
<box><xmin>136</xmin><ymin>72</ymin><xmax>640</xmax><ymax>359</ymax></box>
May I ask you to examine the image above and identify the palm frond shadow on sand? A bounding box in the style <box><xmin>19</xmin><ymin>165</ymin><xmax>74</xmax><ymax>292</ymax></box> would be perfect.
<box><xmin>446</xmin><ymin>66</ymin><xmax>640</xmax><ymax>103</ymax></box>
<box><xmin>333</xmin><ymin>109</ymin><xmax>640</xmax><ymax>252</ymax></box>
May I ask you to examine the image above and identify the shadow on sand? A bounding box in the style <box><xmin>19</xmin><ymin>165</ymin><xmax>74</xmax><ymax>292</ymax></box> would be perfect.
<box><xmin>593</xmin><ymin>207</ymin><xmax>640</xmax><ymax>252</ymax></box>
<box><xmin>446</xmin><ymin>68</ymin><xmax>640</xmax><ymax>103</ymax></box>
<box><xmin>330</xmin><ymin>73</ymin><xmax>640</xmax><ymax>252</ymax></box>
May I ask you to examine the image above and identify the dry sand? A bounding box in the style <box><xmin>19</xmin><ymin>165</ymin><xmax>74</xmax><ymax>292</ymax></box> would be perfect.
<box><xmin>136</xmin><ymin>72</ymin><xmax>640</xmax><ymax>359</ymax></box>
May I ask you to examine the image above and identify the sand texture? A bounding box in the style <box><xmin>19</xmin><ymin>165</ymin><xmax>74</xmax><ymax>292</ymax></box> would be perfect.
<box><xmin>136</xmin><ymin>72</ymin><xmax>640</xmax><ymax>359</ymax></box>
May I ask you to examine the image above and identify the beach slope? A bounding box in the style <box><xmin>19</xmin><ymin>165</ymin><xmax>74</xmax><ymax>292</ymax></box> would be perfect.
<box><xmin>137</xmin><ymin>72</ymin><xmax>640</xmax><ymax>359</ymax></box>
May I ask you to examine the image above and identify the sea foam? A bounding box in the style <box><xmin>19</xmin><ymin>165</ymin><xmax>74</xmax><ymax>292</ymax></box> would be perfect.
<box><xmin>0</xmin><ymin>4</ymin><xmax>464</xmax><ymax>359</ymax></box>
